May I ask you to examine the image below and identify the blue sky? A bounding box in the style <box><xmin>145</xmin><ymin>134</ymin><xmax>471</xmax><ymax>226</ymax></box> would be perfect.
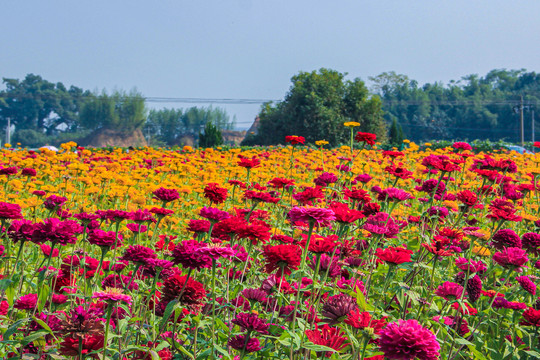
<box><xmin>2</xmin><ymin>1</ymin><xmax>540</xmax><ymax>129</ymax></box>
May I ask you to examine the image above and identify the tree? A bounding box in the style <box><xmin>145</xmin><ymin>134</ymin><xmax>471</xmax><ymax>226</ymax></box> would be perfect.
<box><xmin>79</xmin><ymin>89</ymin><xmax>147</xmax><ymax>132</ymax></box>
<box><xmin>198</xmin><ymin>121</ymin><xmax>223</xmax><ymax>148</ymax></box>
<box><xmin>388</xmin><ymin>119</ymin><xmax>404</xmax><ymax>147</ymax></box>
<box><xmin>145</xmin><ymin>106</ymin><xmax>235</xmax><ymax>146</ymax></box>
<box><xmin>0</xmin><ymin>74</ymin><xmax>90</xmax><ymax>135</ymax></box>
<box><xmin>252</xmin><ymin>68</ymin><xmax>387</xmax><ymax>146</ymax></box>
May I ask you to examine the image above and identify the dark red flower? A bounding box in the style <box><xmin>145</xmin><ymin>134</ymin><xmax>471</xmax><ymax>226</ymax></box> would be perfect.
<box><xmin>521</xmin><ymin>307</ymin><xmax>540</xmax><ymax>326</ymax></box>
<box><xmin>59</xmin><ymin>335</ymin><xmax>104</xmax><ymax>357</ymax></box>
<box><xmin>492</xmin><ymin>228</ymin><xmax>522</xmax><ymax>250</ymax></box>
<box><xmin>152</xmin><ymin>187</ymin><xmax>180</xmax><ymax>203</ymax></box>
<box><xmin>262</xmin><ymin>244</ymin><xmax>301</xmax><ymax>275</ymax></box>
<box><xmin>232</xmin><ymin>312</ymin><xmax>269</xmax><ymax>334</ymax></box>
<box><xmin>43</xmin><ymin>195</ymin><xmax>67</xmax><ymax>210</ymax></box>
<box><xmin>203</xmin><ymin>183</ymin><xmax>228</xmax><ymax>204</ymax></box>
<box><xmin>88</xmin><ymin>229</ymin><xmax>122</xmax><ymax>249</ymax></box>
<box><xmin>160</xmin><ymin>273</ymin><xmax>206</xmax><ymax>308</ymax></box>
<box><xmin>321</xmin><ymin>293</ymin><xmax>358</xmax><ymax>325</ymax></box>
<box><xmin>228</xmin><ymin>335</ymin><xmax>261</xmax><ymax>353</ymax></box>
<box><xmin>32</xmin><ymin>218</ymin><xmax>82</xmax><ymax>245</ymax></box>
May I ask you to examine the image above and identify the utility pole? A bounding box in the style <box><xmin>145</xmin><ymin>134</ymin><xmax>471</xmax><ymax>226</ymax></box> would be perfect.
<box><xmin>520</xmin><ymin>95</ymin><xmax>524</xmax><ymax>146</ymax></box>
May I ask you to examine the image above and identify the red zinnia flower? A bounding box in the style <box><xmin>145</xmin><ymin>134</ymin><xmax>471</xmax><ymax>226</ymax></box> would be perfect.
<box><xmin>203</xmin><ymin>183</ymin><xmax>228</xmax><ymax>204</ymax></box>
<box><xmin>521</xmin><ymin>307</ymin><xmax>540</xmax><ymax>326</ymax></box>
<box><xmin>285</xmin><ymin>135</ymin><xmax>305</xmax><ymax>145</ymax></box>
<box><xmin>376</xmin><ymin>246</ymin><xmax>414</xmax><ymax>265</ymax></box>
<box><xmin>354</xmin><ymin>132</ymin><xmax>376</xmax><ymax>146</ymax></box>
<box><xmin>305</xmin><ymin>324</ymin><xmax>349</xmax><ymax>357</ymax></box>
<box><xmin>262</xmin><ymin>244</ymin><xmax>301</xmax><ymax>275</ymax></box>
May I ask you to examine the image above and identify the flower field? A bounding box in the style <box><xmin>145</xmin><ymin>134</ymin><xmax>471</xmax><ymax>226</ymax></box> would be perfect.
<box><xmin>1</xmin><ymin>134</ymin><xmax>540</xmax><ymax>360</ymax></box>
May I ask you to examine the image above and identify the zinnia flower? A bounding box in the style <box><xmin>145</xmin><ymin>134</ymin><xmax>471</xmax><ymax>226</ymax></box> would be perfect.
<box><xmin>232</xmin><ymin>313</ymin><xmax>269</xmax><ymax>334</ymax></box>
<box><xmin>376</xmin><ymin>246</ymin><xmax>414</xmax><ymax>265</ymax></box>
<box><xmin>121</xmin><ymin>245</ymin><xmax>157</xmax><ymax>265</ymax></box>
<box><xmin>203</xmin><ymin>183</ymin><xmax>228</xmax><ymax>204</ymax></box>
<box><xmin>92</xmin><ymin>288</ymin><xmax>132</xmax><ymax>304</ymax></box>
<box><xmin>152</xmin><ymin>187</ymin><xmax>180</xmax><ymax>203</ymax></box>
<box><xmin>228</xmin><ymin>335</ymin><xmax>261</xmax><ymax>353</ymax></box>
<box><xmin>516</xmin><ymin>275</ymin><xmax>537</xmax><ymax>295</ymax></box>
<box><xmin>321</xmin><ymin>293</ymin><xmax>358</xmax><ymax>325</ymax></box>
<box><xmin>305</xmin><ymin>324</ymin><xmax>349</xmax><ymax>357</ymax></box>
<box><xmin>379</xmin><ymin>319</ymin><xmax>440</xmax><ymax>360</ymax></box>
<box><xmin>262</xmin><ymin>244</ymin><xmax>301</xmax><ymax>275</ymax></box>
<box><xmin>491</xmin><ymin>229</ymin><xmax>522</xmax><ymax>250</ymax></box>
<box><xmin>288</xmin><ymin>206</ymin><xmax>335</xmax><ymax>227</ymax></box>
<box><xmin>493</xmin><ymin>247</ymin><xmax>528</xmax><ymax>270</ymax></box>
<box><xmin>354</xmin><ymin>132</ymin><xmax>376</xmax><ymax>146</ymax></box>
<box><xmin>0</xmin><ymin>202</ymin><xmax>23</xmax><ymax>220</ymax></box>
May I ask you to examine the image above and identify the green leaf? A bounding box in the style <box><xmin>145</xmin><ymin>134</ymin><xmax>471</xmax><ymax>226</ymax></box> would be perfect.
<box><xmin>177</xmin><ymin>345</ymin><xmax>195</xmax><ymax>359</ymax></box>
<box><xmin>4</xmin><ymin>319</ymin><xmax>27</xmax><ymax>339</ymax></box>
<box><xmin>158</xmin><ymin>299</ymin><xmax>178</xmax><ymax>331</ymax></box>
<box><xmin>21</xmin><ymin>330</ymin><xmax>49</xmax><ymax>346</ymax></box>
<box><xmin>37</xmin><ymin>284</ymin><xmax>50</xmax><ymax>314</ymax></box>
<box><xmin>355</xmin><ymin>287</ymin><xmax>373</xmax><ymax>311</ymax></box>
<box><xmin>303</xmin><ymin>342</ymin><xmax>337</xmax><ymax>353</ymax></box>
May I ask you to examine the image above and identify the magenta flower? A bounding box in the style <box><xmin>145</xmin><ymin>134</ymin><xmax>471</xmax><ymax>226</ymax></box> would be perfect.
<box><xmin>228</xmin><ymin>335</ymin><xmax>261</xmax><ymax>353</ymax></box>
<box><xmin>492</xmin><ymin>229</ymin><xmax>522</xmax><ymax>250</ymax></box>
<box><xmin>87</xmin><ymin>229</ymin><xmax>122</xmax><ymax>249</ymax></box>
<box><xmin>92</xmin><ymin>288</ymin><xmax>132</xmax><ymax>304</ymax></box>
<box><xmin>379</xmin><ymin>319</ymin><xmax>440</xmax><ymax>360</ymax></box>
<box><xmin>377</xmin><ymin>187</ymin><xmax>414</xmax><ymax>203</ymax></box>
<box><xmin>171</xmin><ymin>240</ymin><xmax>212</xmax><ymax>270</ymax></box>
<box><xmin>232</xmin><ymin>313</ymin><xmax>269</xmax><ymax>334</ymax></box>
<box><xmin>0</xmin><ymin>202</ymin><xmax>23</xmax><ymax>220</ymax></box>
<box><xmin>14</xmin><ymin>293</ymin><xmax>38</xmax><ymax>310</ymax></box>
<box><xmin>153</xmin><ymin>187</ymin><xmax>180</xmax><ymax>203</ymax></box>
<box><xmin>435</xmin><ymin>281</ymin><xmax>466</xmax><ymax>301</ymax></box>
<box><xmin>493</xmin><ymin>247</ymin><xmax>529</xmax><ymax>270</ymax></box>
<box><xmin>199</xmin><ymin>207</ymin><xmax>230</xmax><ymax>223</ymax></box>
<box><xmin>121</xmin><ymin>245</ymin><xmax>157</xmax><ymax>265</ymax></box>
<box><xmin>288</xmin><ymin>206</ymin><xmax>335</xmax><ymax>227</ymax></box>
<box><xmin>516</xmin><ymin>275</ymin><xmax>537</xmax><ymax>295</ymax></box>
<box><xmin>31</xmin><ymin>218</ymin><xmax>82</xmax><ymax>245</ymax></box>
<box><xmin>363</xmin><ymin>212</ymin><xmax>400</xmax><ymax>238</ymax></box>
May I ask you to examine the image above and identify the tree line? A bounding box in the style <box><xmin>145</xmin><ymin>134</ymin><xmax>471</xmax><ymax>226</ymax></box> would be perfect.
<box><xmin>1</xmin><ymin>69</ymin><xmax>539</xmax><ymax>148</ymax></box>
<box><xmin>0</xmin><ymin>74</ymin><xmax>235</xmax><ymax>147</ymax></box>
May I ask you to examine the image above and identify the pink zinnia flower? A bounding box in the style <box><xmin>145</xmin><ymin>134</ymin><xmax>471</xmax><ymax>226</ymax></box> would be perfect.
<box><xmin>435</xmin><ymin>282</ymin><xmax>466</xmax><ymax>301</ymax></box>
<box><xmin>121</xmin><ymin>245</ymin><xmax>157</xmax><ymax>265</ymax></box>
<box><xmin>516</xmin><ymin>275</ymin><xmax>536</xmax><ymax>295</ymax></box>
<box><xmin>493</xmin><ymin>247</ymin><xmax>528</xmax><ymax>270</ymax></box>
<box><xmin>92</xmin><ymin>288</ymin><xmax>132</xmax><ymax>304</ymax></box>
<box><xmin>363</xmin><ymin>212</ymin><xmax>400</xmax><ymax>238</ymax></box>
<box><xmin>0</xmin><ymin>202</ymin><xmax>23</xmax><ymax>220</ymax></box>
<box><xmin>152</xmin><ymin>187</ymin><xmax>180</xmax><ymax>203</ymax></box>
<box><xmin>232</xmin><ymin>313</ymin><xmax>269</xmax><ymax>334</ymax></box>
<box><xmin>228</xmin><ymin>335</ymin><xmax>261</xmax><ymax>353</ymax></box>
<box><xmin>199</xmin><ymin>207</ymin><xmax>230</xmax><ymax>223</ymax></box>
<box><xmin>14</xmin><ymin>293</ymin><xmax>38</xmax><ymax>310</ymax></box>
<box><xmin>379</xmin><ymin>319</ymin><xmax>440</xmax><ymax>360</ymax></box>
<box><xmin>377</xmin><ymin>188</ymin><xmax>414</xmax><ymax>203</ymax></box>
<box><xmin>288</xmin><ymin>206</ymin><xmax>335</xmax><ymax>227</ymax></box>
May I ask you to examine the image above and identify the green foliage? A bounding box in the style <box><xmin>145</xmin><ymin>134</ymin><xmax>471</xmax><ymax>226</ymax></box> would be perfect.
<box><xmin>0</xmin><ymin>73</ymin><xmax>90</xmax><ymax>135</ymax></box>
<box><xmin>252</xmin><ymin>68</ymin><xmax>387</xmax><ymax>146</ymax></box>
<box><xmin>370</xmin><ymin>69</ymin><xmax>540</xmax><ymax>143</ymax></box>
<box><xmin>198</xmin><ymin>121</ymin><xmax>223</xmax><ymax>148</ymax></box>
<box><xmin>145</xmin><ymin>106</ymin><xmax>234</xmax><ymax>146</ymax></box>
<box><xmin>79</xmin><ymin>89</ymin><xmax>147</xmax><ymax>132</ymax></box>
<box><xmin>388</xmin><ymin>119</ymin><xmax>404</xmax><ymax>147</ymax></box>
